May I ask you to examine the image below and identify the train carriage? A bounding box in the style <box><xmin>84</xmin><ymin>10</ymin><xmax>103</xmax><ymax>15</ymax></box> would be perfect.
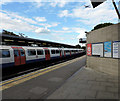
<box><xmin>0</xmin><ymin>45</ymin><xmax>84</xmax><ymax>69</ymax></box>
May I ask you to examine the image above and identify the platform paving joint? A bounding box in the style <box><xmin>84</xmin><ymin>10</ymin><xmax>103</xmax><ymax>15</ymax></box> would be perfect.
<box><xmin>47</xmin><ymin>66</ymin><xmax>118</xmax><ymax>99</ymax></box>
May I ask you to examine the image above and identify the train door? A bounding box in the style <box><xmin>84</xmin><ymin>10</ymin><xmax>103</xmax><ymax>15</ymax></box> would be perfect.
<box><xmin>70</xmin><ymin>50</ymin><xmax>71</xmax><ymax>56</ymax></box>
<box><xmin>19</xmin><ymin>48</ymin><xmax>26</xmax><ymax>65</ymax></box>
<box><xmin>13</xmin><ymin>48</ymin><xmax>20</xmax><ymax>66</ymax></box>
<box><xmin>60</xmin><ymin>50</ymin><xmax>62</xmax><ymax>58</ymax></box>
<box><xmin>12</xmin><ymin>47</ymin><xmax>26</xmax><ymax>66</ymax></box>
<box><xmin>64</xmin><ymin>50</ymin><xmax>66</xmax><ymax>57</ymax></box>
<box><xmin>45</xmin><ymin>49</ymin><xmax>50</xmax><ymax>60</ymax></box>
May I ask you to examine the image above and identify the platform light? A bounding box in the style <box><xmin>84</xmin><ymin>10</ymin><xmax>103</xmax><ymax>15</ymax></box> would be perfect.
<box><xmin>18</xmin><ymin>41</ymin><xmax>25</xmax><ymax>43</ymax></box>
<box><xmin>4</xmin><ymin>39</ymin><xmax>14</xmax><ymax>42</ymax></box>
<box><xmin>43</xmin><ymin>43</ymin><xmax>46</xmax><ymax>45</ymax></box>
<box><xmin>36</xmin><ymin>43</ymin><xmax>41</xmax><ymax>44</ymax></box>
<box><xmin>28</xmin><ymin>42</ymin><xmax>34</xmax><ymax>43</ymax></box>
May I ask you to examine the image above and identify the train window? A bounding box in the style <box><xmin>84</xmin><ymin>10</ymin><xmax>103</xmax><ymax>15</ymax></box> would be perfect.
<box><xmin>51</xmin><ymin>50</ymin><xmax>55</xmax><ymax>54</ymax></box>
<box><xmin>65</xmin><ymin>50</ymin><xmax>69</xmax><ymax>53</ymax></box>
<box><xmin>14</xmin><ymin>50</ymin><xmax>19</xmax><ymax>57</ymax></box>
<box><xmin>56</xmin><ymin>50</ymin><xmax>59</xmax><ymax>54</ymax></box>
<box><xmin>28</xmin><ymin>49</ymin><xmax>36</xmax><ymax>56</ymax></box>
<box><xmin>0</xmin><ymin>49</ymin><xmax>10</xmax><ymax>58</ymax></box>
<box><xmin>37</xmin><ymin>50</ymin><xmax>43</xmax><ymax>55</ymax></box>
<box><xmin>20</xmin><ymin>49</ymin><xmax>25</xmax><ymax>56</ymax></box>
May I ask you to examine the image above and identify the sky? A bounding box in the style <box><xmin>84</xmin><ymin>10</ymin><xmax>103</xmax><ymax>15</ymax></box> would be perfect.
<box><xmin>0</xmin><ymin>0</ymin><xmax>119</xmax><ymax>46</ymax></box>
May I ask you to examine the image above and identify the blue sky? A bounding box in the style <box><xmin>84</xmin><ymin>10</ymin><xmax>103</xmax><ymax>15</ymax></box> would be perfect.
<box><xmin>0</xmin><ymin>0</ymin><xmax>119</xmax><ymax>46</ymax></box>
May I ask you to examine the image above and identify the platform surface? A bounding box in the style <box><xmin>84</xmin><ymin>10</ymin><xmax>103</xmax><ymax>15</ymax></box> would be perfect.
<box><xmin>47</xmin><ymin>66</ymin><xmax>118</xmax><ymax>99</ymax></box>
<box><xmin>2</xmin><ymin>56</ymin><xmax>86</xmax><ymax>99</ymax></box>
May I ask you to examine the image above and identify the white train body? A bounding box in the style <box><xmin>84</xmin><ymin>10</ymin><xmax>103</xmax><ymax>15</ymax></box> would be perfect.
<box><xmin>0</xmin><ymin>45</ymin><xmax>84</xmax><ymax>68</ymax></box>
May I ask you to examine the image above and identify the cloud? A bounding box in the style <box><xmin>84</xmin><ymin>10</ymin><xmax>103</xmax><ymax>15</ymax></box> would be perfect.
<box><xmin>71</xmin><ymin>27</ymin><xmax>86</xmax><ymax>38</ymax></box>
<box><xmin>1</xmin><ymin>10</ymin><xmax>37</xmax><ymax>24</ymax></box>
<box><xmin>62</xmin><ymin>27</ymin><xmax>69</xmax><ymax>30</ymax></box>
<box><xmin>34</xmin><ymin>17</ymin><xmax>46</xmax><ymax>22</ymax></box>
<box><xmin>58</xmin><ymin>10</ymin><xmax>70</xmax><ymax>17</ymax></box>
<box><xmin>53</xmin><ymin>30</ymin><xmax>72</xmax><ymax>33</ymax></box>
<box><xmin>76</xmin><ymin>30</ymin><xmax>86</xmax><ymax>39</ymax></box>
<box><xmin>39</xmin><ymin>22</ymin><xmax>59</xmax><ymax>28</ymax></box>
<box><xmin>35</xmin><ymin>27</ymin><xmax>50</xmax><ymax>34</ymax></box>
<box><xmin>0</xmin><ymin>0</ymin><xmax>14</xmax><ymax>5</ymax></box>
<box><xmin>0</xmin><ymin>10</ymin><xmax>38</xmax><ymax>32</ymax></box>
<box><xmin>31</xmin><ymin>0</ymin><xmax>44</xmax><ymax>8</ymax></box>
<box><xmin>58</xmin><ymin>1</ymin><xmax>118</xmax><ymax>27</ymax></box>
<box><xmin>0</xmin><ymin>10</ymin><xmax>59</xmax><ymax>35</ymax></box>
<box><xmin>52</xmin><ymin>27</ymin><xmax>87</xmax><ymax>39</ymax></box>
<box><xmin>50</xmin><ymin>0</ymin><xmax>67</xmax><ymax>8</ymax></box>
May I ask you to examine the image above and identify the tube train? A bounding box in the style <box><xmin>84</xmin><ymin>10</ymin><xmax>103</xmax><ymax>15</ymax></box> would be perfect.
<box><xmin>0</xmin><ymin>45</ymin><xmax>85</xmax><ymax>68</ymax></box>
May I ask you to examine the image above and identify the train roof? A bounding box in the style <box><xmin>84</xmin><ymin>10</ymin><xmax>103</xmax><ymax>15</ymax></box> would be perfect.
<box><xmin>0</xmin><ymin>45</ymin><xmax>83</xmax><ymax>50</ymax></box>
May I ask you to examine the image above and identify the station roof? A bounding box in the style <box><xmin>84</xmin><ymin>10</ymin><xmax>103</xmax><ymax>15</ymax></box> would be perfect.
<box><xmin>0</xmin><ymin>33</ymin><xmax>76</xmax><ymax>48</ymax></box>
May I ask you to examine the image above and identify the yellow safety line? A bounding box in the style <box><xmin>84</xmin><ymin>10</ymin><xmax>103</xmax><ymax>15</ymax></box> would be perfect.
<box><xmin>0</xmin><ymin>58</ymin><xmax>79</xmax><ymax>86</ymax></box>
<box><xmin>0</xmin><ymin>56</ymin><xmax>84</xmax><ymax>91</ymax></box>
<box><xmin>0</xmin><ymin>63</ymin><xmax>62</xmax><ymax>86</ymax></box>
<box><xmin>0</xmin><ymin>57</ymin><xmax>80</xmax><ymax>91</ymax></box>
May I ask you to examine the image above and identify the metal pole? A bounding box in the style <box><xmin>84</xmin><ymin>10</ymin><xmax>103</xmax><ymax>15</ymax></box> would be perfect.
<box><xmin>112</xmin><ymin>0</ymin><xmax>120</xmax><ymax>19</ymax></box>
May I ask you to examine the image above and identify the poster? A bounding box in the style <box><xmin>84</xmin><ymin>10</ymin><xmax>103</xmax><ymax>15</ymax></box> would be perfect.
<box><xmin>113</xmin><ymin>41</ymin><xmax>120</xmax><ymax>58</ymax></box>
<box><xmin>104</xmin><ymin>41</ymin><xmax>112</xmax><ymax>57</ymax></box>
<box><xmin>87</xmin><ymin>44</ymin><xmax>92</xmax><ymax>56</ymax></box>
<box><xmin>92</xmin><ymin>43</ymin><xmax>103</xmax><ymax>57</ymax></box>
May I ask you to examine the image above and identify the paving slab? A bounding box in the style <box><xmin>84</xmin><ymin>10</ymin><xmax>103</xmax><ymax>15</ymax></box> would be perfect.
<box><xmin>47</xmin><ymin>67</ymin><xmax>118</xmax><ymax>99</ymax></box>
<box><xmin>2</xmin><ymin>56</ymin><xmax>86</xmax><ymax>99</ymax></box>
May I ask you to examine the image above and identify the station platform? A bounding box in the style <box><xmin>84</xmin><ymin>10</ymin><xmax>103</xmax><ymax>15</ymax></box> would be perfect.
<box><xmin>1</xmin><ymin>55</ymin><xmax>118</xmax><ymax>100</ymax></box>
<box><xmin>2</xmin><ymin>56</ymin><xmax>86</xmax><ymax>99</ymax></box>
<box><xmin>47</xmin><ymin>66</ymin><xmax>118</xmax><ymax>99</ymax></box>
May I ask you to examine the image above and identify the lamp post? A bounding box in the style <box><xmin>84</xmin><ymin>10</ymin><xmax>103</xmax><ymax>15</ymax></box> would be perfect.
<box><xmin>112</xmin><ymin>0</ymin><xmax>120</xmax><ymax>19</ymax></box>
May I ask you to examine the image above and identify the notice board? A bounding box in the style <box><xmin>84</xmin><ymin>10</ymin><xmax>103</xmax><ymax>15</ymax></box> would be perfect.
<box><xmin>104</xmin><ymin>41</ymin><xmax>112</xmax><ymax>57</ymax></box>
<box><xmin>113</xmin><ymin>41</ymin><xmax>120</xmax><ymax>58</ymax></box>
<box><xmin>92</xmin><ymin>43</ymin><xmax>103</xmax><ymax>57</ymax></box>
<box><xmin>87</xmin><ymin>44</ymin><xmax>92</xmax><ymax>56</ymax></box>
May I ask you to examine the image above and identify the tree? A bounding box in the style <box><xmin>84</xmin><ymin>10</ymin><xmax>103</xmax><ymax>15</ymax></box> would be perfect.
<box><xmin>81</xmin><ymin>46</ymin><xmax>86</xmax><ymax>50</ymax></box>
<box><xmin>91</xmin><ymin>23</ymin><xmax>113</xmax><ymax>31</ymax></box>
<box><xmin>19</xmin><ymin>33</ymin><xmax>25</xmax><ymax>37</ymax></box>
<box><xmin>75</xmin><ymin>44</ymin><xmax>81</xmax><ymax>49</ymax></box>
<box><xmin>2</xmin><ymin>30</ymin><xmax>28</xmax><ymax>37</ymax></box>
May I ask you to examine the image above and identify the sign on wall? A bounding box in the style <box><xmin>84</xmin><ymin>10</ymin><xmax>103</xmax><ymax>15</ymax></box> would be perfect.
<box><xmin>92</xmin><ymin>43</ymin><xmax>103</xmax><ymax>57</ymax></box>
<box><xmin>104</xmin><ymin>41</ymin><xmax>112</xmax><ymax>57</ymax></box>
<box><xmin>87</xmin><ymin>44</ymin><xmax>92</xmax><ymax>56</ymax></box>
<box><xmin>113</xmin><ymin>41</ymin><xmax>120</xmax><ymax>58</ymax></box>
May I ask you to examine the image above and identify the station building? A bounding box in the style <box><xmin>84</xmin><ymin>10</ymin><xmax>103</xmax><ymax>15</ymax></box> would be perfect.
<box><xmin>86</xmin><ymin>23</ymin><xmax>120</xmax><ymax>76</ymax></box>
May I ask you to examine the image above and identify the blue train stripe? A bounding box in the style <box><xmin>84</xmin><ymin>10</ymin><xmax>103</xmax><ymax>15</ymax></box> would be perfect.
<box><xmin>51</xmin><ymin>56</ymin><xmax>60</xmax><ymax>59</ymax></box>
<box><xmin>2</xmin><ymin>62</ymin><xmax>14</xmax><ymax>68</ymax></box>
<box><xmin>26</xmin><ymin>58</ymin><xmax>45</xmax><ymax>64</ymax></box>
